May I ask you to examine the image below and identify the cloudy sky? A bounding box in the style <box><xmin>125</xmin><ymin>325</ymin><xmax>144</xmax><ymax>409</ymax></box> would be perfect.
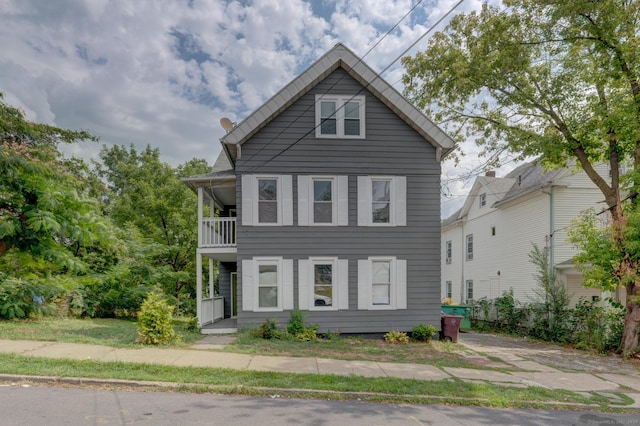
<box><xmin>0</xmin><ymin>0</ymin><xmax>513</xmax><ymax>217</ymax></box>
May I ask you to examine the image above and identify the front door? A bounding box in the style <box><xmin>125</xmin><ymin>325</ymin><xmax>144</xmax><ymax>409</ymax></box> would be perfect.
<box><xmin>231</xmin><ymin>272</ymin><xmax>238</xmax><ymax>317</ymax></box>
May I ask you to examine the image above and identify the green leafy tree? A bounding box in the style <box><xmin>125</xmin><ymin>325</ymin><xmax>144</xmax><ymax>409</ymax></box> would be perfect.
<box><xmin>0</xmin><ymin>94</ymin><xmax>112</xmax><ymax>268</ymax></box>
<box><xmin>96</xmin><ymin>144</ymin><xmax>209</xmax><ymax>311</ymax></box>
<box><xmin>402</xmin><ymin>0</ymin><xmax>640</xmax><ymax>354</ymax></box>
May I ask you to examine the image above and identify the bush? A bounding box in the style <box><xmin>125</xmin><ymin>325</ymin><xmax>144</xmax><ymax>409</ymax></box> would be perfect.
<box><xmin>384</xmin><ymin>330</ymin><xmax>409</xmax><ymax>344</ymax></box>
<box><xmin>411</xmin><ymin>324</ymin><xmax>437</xmax><ymax>342</ymax></box>
<box><xmin>287</xmin><ymin>310</ymin><xmax>306</xmax><ymax>335</ymax></box>
<box><xmin>136</xmin><ymin>291</ymin><xmax>177</xmax><ymax>345</ymax></box>
<box><xmin>0</xmin><ymin>277</ymin><xmax>62</xmax><ymax>319</ymax></box>
<box><xmin>254</xmin><ymin>318</ymin><xmax>279</xmax><ymax>339</ymax></box>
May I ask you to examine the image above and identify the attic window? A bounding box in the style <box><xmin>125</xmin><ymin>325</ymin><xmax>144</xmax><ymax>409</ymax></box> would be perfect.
<box><xmin>479</xmin><ymin>193</ymin><xmax>486</xmax><ymax>208</ymax></box>
<box><xmin>315</xmin><ymin>95</ymin><xmax>365</xmax><ymax>139</ymax></box>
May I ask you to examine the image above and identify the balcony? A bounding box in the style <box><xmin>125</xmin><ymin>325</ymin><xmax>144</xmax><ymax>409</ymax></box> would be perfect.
<box><xmin>200</xmin><ymin>217</ymin><xmax>236</xmax><ymax>248</ymax></box>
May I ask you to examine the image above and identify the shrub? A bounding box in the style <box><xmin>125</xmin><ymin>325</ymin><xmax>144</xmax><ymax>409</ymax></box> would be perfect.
<box><xmin>296</xmin><ymin>327</ymin><xmax>318</xmax><ymax>341</ymax></box>
<box><xmin>384</xmin><ymin>330</ymin><xmax>409</xmax><ymax>344</ymax></box>
<box><xmin>254</xmin><ymin>318</ymin><xmax>279</xmax><ymax>339</ymax></box>
<box><xmin>136</xmin><ymin>291</ymin><xmax>177</xmax><ymax>345</ymax></box>
<box><xmin>287</xmin><ymin>310</ymin><xmax>306</xmax><ymax>335</ymax></box>
<box><xmin>411</xmin><ymin>324</ymin><xmax>437</xmax><ymax>342</ymax></box>
<box><xmin>0</xmin><ymin>277</ymin><xmax>62</xmax><ymax>319</ymax></box>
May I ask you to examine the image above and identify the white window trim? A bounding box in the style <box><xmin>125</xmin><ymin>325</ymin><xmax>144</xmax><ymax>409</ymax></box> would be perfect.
<box><xmin>445</xmin><ymin>240</ymin><xmax>452</xmax><ymax>264</ymax></box>
<box><xmin>241</xmin><ymin>257</ymin><xmax>293</xmax><ymax>313</ymax></box>
<box><xmin>298</xmin><ymin>175</ymin><xmax>348</xmax><ymax>226</ymax></box>
<box><xmin>241</xmin><ymin>175</ymin><xmax>293</xmax><ymax>226</ymax></box>
<box><xmin>479</xmin><ymin>193</ymin><xmax>486</xmax><ymax>208</ymax></box>
<box><xmin>466</xmin><ymin>279</ymin><xmax>474</xmax><ymax>301</ymax></box>
<box><xmin>446</xmin><ymin>281</ymin><xmax>452</xmax><ymax>299</ymax></box>
<box><xmin>357</xmin><ymin>256</ymin><xmax>407</xmax><ymax>310</ymax></box>
<box><xmin>466</xmin><ymin>234</ymin><xmax>473</xmax><ymax>261</ymax></box>
<box><xmin>298</xmin><ymin>257</ymin><xmax>344</xmax><ymax>311</ymax></box>
<box><xmin>357</xmin><ymin>176</ymin><xmax>406</xmax><ymax>227</ymax></box>
<box><xmin>315</xmin><ymin>94</ymin><xmax>366</xmax><ymax>139</ymax></box>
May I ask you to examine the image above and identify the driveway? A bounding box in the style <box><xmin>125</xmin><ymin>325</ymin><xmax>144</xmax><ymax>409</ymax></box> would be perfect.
<box><xmin>458</xmin><ymin>331</ymin><xmax>640</xmax><ymax>376</ymax></box>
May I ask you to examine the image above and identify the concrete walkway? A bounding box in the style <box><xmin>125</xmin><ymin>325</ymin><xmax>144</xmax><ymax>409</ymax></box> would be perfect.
<box><xmin>1</xmin><ymin>333</ymin><xmax>639</xmax><ymax>406</ymax></box>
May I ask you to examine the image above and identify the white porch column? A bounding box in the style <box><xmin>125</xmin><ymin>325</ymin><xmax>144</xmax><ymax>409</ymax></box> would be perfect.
<box><xmin>197</xmin><ymin>187</ymin><xmax>204</xmax><ymax>247</ymax></box>
<box><xmin>196</xmin><ymin>252</ymin><xmax>202</xmax><ymax>327</ymax></box>
<box><xmin>209</xmin><ymin>258</ymin><xmax>215</xmax><ymax>322</ymax></box>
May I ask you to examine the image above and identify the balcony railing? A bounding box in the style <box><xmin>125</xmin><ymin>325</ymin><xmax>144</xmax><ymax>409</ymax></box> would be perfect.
<box><xmin>200</xmin><ymin>217</ymin><xmax>236</xmax><ymax>248</ymax></box>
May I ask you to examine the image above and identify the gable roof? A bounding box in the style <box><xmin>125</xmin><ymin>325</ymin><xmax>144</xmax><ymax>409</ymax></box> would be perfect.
<box><xmin>220</xmin><ymin>43</ymin><xmax>455</xmax><ymax>165</ymax></box>
<box><xmin>442</xmin><ymin>160</ymin><xmax>567</xmax><ymax>225</ymax></box>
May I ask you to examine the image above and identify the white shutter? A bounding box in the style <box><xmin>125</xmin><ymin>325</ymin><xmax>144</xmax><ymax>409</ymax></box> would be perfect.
<box><xmin>241</xmin><ymin>259</ymin><xmax>254</xmax><ymax>311</ymax></box>
<box><xmin>283</xmin><ymin>259</ymin><xmax>294</xmax><ymax>309</ymax></box>
<box><xmin>395</xmin><ymin>176</ymin><xmax>407</xmax><ymax>226</ymax></box>
<box><xmin>357</xmin><ymin>259</ymin><xmax>370</xmax><ymax>310</ymax></box>
<box><xmin>337</xmin><ymin>176</ymin><xmax>349</xmax><ymax>226</ymax></box>
<box><xmin>297</xmin><ymin>176</ymin><xmax>310</xmax><ymax>226</ymax></box>
<box><xmin>337</xmin><ymin>259</ymin><xmax>349</xmax><ymax>310</ymax></box>
<box><xmin>282</xmin><ymin>175</ymin><xmax>293</xmax><ymax>226</ymax></box>
<box><xmin>396</xmin><ymin>259</ymin><xmax>407</xmax><ymax>309</ymax></box>
<box><xmin>298</xmin><ymin>259</ymin><xmax>310</xmax><ymax>310</ymax></box>
<box><xmin>357</xmin><ymin>176</ymin><xmax>370</xmax><ymax>226</ymax></box>
<box><xmin>241</xmin><ymin>175</ymin><xmax>254</xmax><ymax>226</ymax></box>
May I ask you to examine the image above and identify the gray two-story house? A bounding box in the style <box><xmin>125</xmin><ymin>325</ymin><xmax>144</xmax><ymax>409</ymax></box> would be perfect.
<box><xmin>183</xmin><ymin>43</ymin><xmax>455</xmax><ymax>334</ymax></box>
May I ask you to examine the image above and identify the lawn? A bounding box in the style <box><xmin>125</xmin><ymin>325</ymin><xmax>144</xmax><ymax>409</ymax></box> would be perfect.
<box><xmin>0</xmin><ymin>317</ymin><xmax>203</xmax><ymax>348</ymax></box>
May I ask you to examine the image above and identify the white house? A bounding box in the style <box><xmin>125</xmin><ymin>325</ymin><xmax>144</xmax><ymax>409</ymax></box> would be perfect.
<box><xmin>441</xmin><ymin>161</ymin><xmax>619</xmax><ymax>307</ymax></box>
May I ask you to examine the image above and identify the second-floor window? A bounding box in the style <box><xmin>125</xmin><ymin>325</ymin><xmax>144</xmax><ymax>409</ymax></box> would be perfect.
<box><xmin>466</xmin><ymin>234</ymin><xmax>473</xmax><ymax>261</ymax></box>
<box><xmin>298</xmin><ymin>176</ymin><xmax>348</xmax><ymax>226</ymax></box>
<box><xmin>357</xmin><ymin>176</ymin><xmax>406</xmax><ymax>226</ymax></box>
<box><xmin>479</xmin><ymin>193</ymin><xmax>486</xmax><ymax>208</ymax></box>
<box><xmin>258</xmin><ymin>178</ymin><xmax>278</xmax><ymax>223</ymax></box>
<box><xmin>445</xmin><ymin>240</ymin><xmax>452</xmax><ymax>264</ymax></box>
<box><xmin>315</xmin><ymin>95</ymin><xmax>365</xmax><ymax>138</ymax></box>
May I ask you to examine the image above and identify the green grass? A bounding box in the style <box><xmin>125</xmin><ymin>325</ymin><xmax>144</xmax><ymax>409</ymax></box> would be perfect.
<box><xmin>225</xmin><ymin>332</ymin><xmax>480</xmax><ymax>368</ymax></box>
<box><xmin>0</xmin><ymin>317</ymin><xmax>202</xmax><ymax>348</ymax></box>
<box><xmin>0</xmin><ymin>353</ymin><xmax>635</xmax><ymax>411</ymax></box>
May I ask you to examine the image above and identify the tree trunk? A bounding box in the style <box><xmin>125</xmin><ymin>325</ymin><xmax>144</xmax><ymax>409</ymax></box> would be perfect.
<box><xmin>620</xmin><ymin>281</ymin><xmax>640</xmax><ymax>356</ymax></box>
<box><xmin>0</xmin><ymin>240</ymin><xmax>12</xmax><ymax>258</ymax></box>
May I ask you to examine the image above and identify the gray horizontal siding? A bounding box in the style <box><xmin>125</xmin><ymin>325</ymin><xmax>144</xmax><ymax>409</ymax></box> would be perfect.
<box><xmin>234</xmin><ymin>68</ymin><xmax>442</xmax><ymax>333</ymax></box>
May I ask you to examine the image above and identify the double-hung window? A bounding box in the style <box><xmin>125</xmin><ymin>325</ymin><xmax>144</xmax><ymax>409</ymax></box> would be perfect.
<box><xmin>445</xmin><ymin>240</ymin><xmax>452</xmax><ymax>264</ymax></box>
<box><xmin>479</xmin><ymin>193</ymin><xmax>486</xmax><ymax>208</ymax></box>
<box><xmin>241</xmin><ymin>257</ymin><xmax>294</xmax><ymax>312</ymax></box>
<box><xmin>315</xmin><ymin>95</ymin><xmax>365</xmax><ymax>138</ymax></box>
<box><xmin>298</xmin><ymin>176</ymin><xmax>348</xmax><ymax>226</ymax></box>
<box><xmin>446</xmin><ymin>281</ymin><xmax>453</xmax><ymax>299</ymax></box>
<box><xmin>357</xmin><ymin>176</ymin><xmax>406</xmax><ymax>226</ymax></box>
<box><xmin>357</xmin><ymin>256</ymin><xmax>407</xmax><ymax>310</ymax></box>
<box><xmin>466</xmin><ymin>234</ymin><xmax>473</xmax><ymax>261</ymax></box>
<box><xmin>466</xmin><ymin>280</ymin><xmax>474</xmax><ymax>301</ymax></box>
<box><xmin>241</xmin><ymin>175</ymin><xmax>293</xmax><ymax>226</ymax></box>
<box><xmin>298</xmin><ymin>257</ymin><xmax>348</xmax><ymax>310</ymax></box>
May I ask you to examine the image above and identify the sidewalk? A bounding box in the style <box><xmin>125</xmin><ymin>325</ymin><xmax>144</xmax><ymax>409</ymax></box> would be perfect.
<box><xmin>1</xmin><ymin>335</ymin><xmax>639</xmax><ymax>405</ymax></box>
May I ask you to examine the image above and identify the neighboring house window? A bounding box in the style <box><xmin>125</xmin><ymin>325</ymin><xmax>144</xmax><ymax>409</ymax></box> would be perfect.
<box><xmin>241</xmin><ymin>175</ymin><xmax>293</xmax><ymax>226</ymax></box>
<box><xmin>298</xmin><ymin>257</ymin><xmax>348</xmax><ymax>310</ymax></box>
<box><xmin>479</xmin><ymin>193</ymin><xmax>486</xmax><ymax>208</ymax></box>
<box><xmin>445</xmin><ymin>240</ymin><xmax>452</xmax><ymax>264</ymax></box>
<box><xmin>466</xmin><ymin>234</ymin><xmax>473</xmax><ymax>261</ymax></box>
<box><xmin>357</xmin><ymin>257</ymin><xmax>407</xmax><ymax>310</ymax></box>
<box><xmin>466</xmin><ymin>280</ymin><xmax>474</xmax><ymax>301</ymax></box>
<box><xmin>241</xmin><ymin>257</ymin><xmax>294</xmax><ymax>312</ymax></box>
<box><xmin>491</xmin><ymin>226</ymin><xmax>496</xmax><ymax>236</ymax></box>
<box><xmin>297</xmin><ymin>176</ymin><xmax>348</xmax><ymax>226</ymax></box>
<box><xmin>315</xmin><ymin>95</ymin><xmax>365</xmax><ymax>138</ymax></box>
<box><xmin>446</xmin><ymin>281</ymin><xmax>452</xmax><ymax>298</ymax></box>
<box><xmin>357</xmin><ymin>176</ymin><xmax>406</xmax><ymax>226</ymax></box>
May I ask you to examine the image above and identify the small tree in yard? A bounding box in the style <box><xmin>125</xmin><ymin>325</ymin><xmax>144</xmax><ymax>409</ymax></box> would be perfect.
<box><xmin>136</xmin><ymin>291</ymin><xmax>177</xmax><ymax>345</ymax></box>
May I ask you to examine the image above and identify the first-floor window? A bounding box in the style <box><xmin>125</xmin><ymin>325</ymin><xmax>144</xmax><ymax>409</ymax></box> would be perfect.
<box><xmin>445</xmin><ymin>240</ymin><xmax>452</xmax><ymax>264</ymax></box>
<box><xmin>466</xmin><ymin>280</ymin><xmax>474</xmax><ymax>301</ymax></box>
<box><xmin>314</xmin><ymin>262</ymin><xmax>333</xmax><ymax>307</ymax></box>
<box><xmin>258</xmin><ymin>263</ymin><xmax>278</xmax><ymax>308</ymax></box>
<box><xmin>446</xmin><ymin>281</ymin><xmax>452</xmax><ymax>298</ymax></box>
<box><xmin>358</xmin><ymin>256</ymin><xmax>407</xmax><ymax>310</ymax></box>
<box><xmin>372</xmin><ymin>260</ymin><xmax>391</xmax><ymax>305</ymax></box>
<box><xmin>242</xmin><ymin>257</ymin><xmax>293</xmax><ymax>312</ymax></box>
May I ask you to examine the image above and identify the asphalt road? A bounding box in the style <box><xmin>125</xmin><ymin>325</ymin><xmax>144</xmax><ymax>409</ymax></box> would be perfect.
<box><xmin>1</xmin><ymin>383</ymin><xmax>638</xmax><ymax>426</ymax></box>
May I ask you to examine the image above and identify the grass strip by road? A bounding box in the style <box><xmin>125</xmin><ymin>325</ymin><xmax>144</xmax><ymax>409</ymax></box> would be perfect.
<box><xmin>0</xmin><ymin>353</ymin><xmax>635</xmax><ymax>412</ymax></box>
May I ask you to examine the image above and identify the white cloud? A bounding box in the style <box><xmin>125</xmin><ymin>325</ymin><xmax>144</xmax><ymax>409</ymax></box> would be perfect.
<box><xmin>0</xmin><ymin>0</ymin><xmax>509</xmax><ymax>215</ymax></box>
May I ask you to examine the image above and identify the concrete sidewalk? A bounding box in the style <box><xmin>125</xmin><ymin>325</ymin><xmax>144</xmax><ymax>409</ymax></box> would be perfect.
<box><xmin>1</xmin><ymin>337</ymin><xmax>639</xmax><ymax>403</ymax></box>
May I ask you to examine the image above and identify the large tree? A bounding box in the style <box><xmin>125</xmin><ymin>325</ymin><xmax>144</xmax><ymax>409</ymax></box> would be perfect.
<box><xmin>0</xmin><ymin>94</ymin><xmax>112</xmax><ymax>268</ymax></box>
<box><xmin>96</xmin><ymin>144</ymin><xmax>210</xmax><ymax>309</ymax></box>
<box><xmin>402</xmin><ymin>0</ymin><xmax>640</xmax><ymax>354</ymax></box>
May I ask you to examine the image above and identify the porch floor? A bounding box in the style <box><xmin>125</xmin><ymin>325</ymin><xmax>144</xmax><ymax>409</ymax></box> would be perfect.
<box><xmin>200</xmin><ymin>317</ymin><xmax>237</xmax><ymax>335</ymax></box>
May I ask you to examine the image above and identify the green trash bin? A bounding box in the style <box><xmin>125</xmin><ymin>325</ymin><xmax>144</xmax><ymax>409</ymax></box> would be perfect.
<box><xmin>441</xmin><ymin>305</ymin><xmax>471</xmax><ymax>330</ymax></box>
